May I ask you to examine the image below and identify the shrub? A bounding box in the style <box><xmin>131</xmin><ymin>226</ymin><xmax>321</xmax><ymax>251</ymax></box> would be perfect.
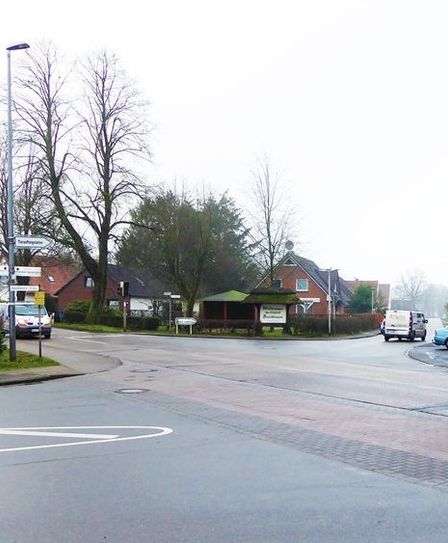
<box><xmin>0</xmin><ymin>318</ymin><xmax>6</xmax><ymax>354</ymax></box>
<box><xmin>97</xmin><ymin>314</ymin><xmax>160</xmax><ymax>331</ymax></box>
<box><xmin>62</xmin><ymin>310</ymin><xmax>87</xmax><ymax>324</ymax></box>
<box><xmin>196</xmin><ymin>319</ymin><xmax>255</xmax><ymax>335</ymax></box>
<box><xmin>291</xmin><ymin>314</ymin><xmax>377</xmax><ymax>336</ymax></box>
<box><xmin>65</xmin><ymin>300</ymin><xmax>91</xmax><ymax>313</ymax></box>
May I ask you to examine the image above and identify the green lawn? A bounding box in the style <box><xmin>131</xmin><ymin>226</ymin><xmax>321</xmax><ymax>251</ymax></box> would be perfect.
<box><xmin>53</xmin><ymin>322</ymin><xmax>124</xmax><ymax>333</ymax></box>
<box><xmin>0</xmin><ymin>349</ymin><xmax>59</xmax><ymax>372</ymax></box>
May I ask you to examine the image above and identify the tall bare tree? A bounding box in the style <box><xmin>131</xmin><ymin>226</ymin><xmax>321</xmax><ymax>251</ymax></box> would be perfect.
<box><xmin>248</xmin><ymin>156</ymin><xmax>295</xmax><ymax>285</ymax></box>
<box><xmin>0</xmin><ymin>132</ymin><xmax>62</xmax><ymax>290</ymax></box>
<box><xmin>15</xmin><ymin>45</ymin><xmax>151</xmax><ymax>321</ymax></box>
<box><xmin>394</xmin><ymin>269</ymin><xmax>427</xmax><ymax>310</ymax></box>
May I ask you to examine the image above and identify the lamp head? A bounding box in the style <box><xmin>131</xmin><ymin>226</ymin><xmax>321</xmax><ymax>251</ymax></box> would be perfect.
<box><xmin>6</xmin><ymin>43</ymin><xmax>30</xmax><ymax>51</ymax></box>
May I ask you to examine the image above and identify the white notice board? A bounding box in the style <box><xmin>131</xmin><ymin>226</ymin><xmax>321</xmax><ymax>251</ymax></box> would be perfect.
<box><xmin>260</xmin><ymin>304</ymin><xmax>287</xmax><ymax>324</ymax></box>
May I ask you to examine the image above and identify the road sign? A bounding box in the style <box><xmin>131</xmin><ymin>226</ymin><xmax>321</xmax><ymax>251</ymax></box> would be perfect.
<box><xmin>15</xmin><ymin>236</ymin><xmax>51</xmax><ymax>250</ymax></box>
<box><xmin>14</xmin><ymin>266</ymin><xmax>41</xmax><ymax>277</ymax></box>
<box><xmin>175</xmin><ymin>317</ymin><xmax>197</xmax><ymax>325</ymax></box>
<box><xmin>34</xmin><ymin>291</ymin><xmax>45</xmax><ymax>305</ymax></box>
<box><xmin>10</xmin><ymin>285</ymin><xmax>39</xmax><ymax>292</ymax></box>
<box><xmin>175</xmin><ymin>317</ymin><xmax>197</xmax><ymax>335</ymax></box>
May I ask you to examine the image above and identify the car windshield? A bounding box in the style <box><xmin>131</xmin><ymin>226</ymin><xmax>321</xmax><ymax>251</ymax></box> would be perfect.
<box><xmin>15</xmin><ymin>305</ymin><xmax>47</xmax><ymax>317</ymax></box>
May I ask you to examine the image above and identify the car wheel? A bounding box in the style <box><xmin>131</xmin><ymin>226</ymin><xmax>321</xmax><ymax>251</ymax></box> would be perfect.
<box><xmin>445</xmin><ymin>339</ymin><xmax>448</xmax><ymax>350</ymax></box>
<box><xmin>44</xmin><ymin>333</ymin><xmax>51</xmax><ymax>339</ymax></box>
<box><xmin>409</xmin><ymin>332</ymin><xmax>415</xmax><ymax>342</ymax></box>
<box><xmin>384</xmin><ymin>335</ymin><xmax>390</xmax><ymax>342</ymax></box>
<box><xmin>398</xmin><ymin>337</ymin><xmax>402</xmax><ymax>341</ymax></box>
<box><xmin>421</xmin><ymin>332</ymin><xmax>426</xmax><ymax>342</ymax></box>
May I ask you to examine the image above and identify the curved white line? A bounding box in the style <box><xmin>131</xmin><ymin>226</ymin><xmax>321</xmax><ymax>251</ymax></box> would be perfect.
<box><xmin>0</xmin><ymin>426</ymin><xmax>173</xmax><ymax>453</ymax></box>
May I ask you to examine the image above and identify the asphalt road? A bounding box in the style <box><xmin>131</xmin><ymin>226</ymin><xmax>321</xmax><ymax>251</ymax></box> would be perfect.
<box><xmin>2</xmin><ymin>323</ymin><xmax>448</xmax><ymax>542</ymax></box>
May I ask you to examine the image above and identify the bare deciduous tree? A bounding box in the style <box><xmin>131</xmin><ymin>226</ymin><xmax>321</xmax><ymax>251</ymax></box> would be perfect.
<box><xmin>248</xmin><ymin>156</ymin><xmax>296</xmax><ymax>285</ymax></box>
<box><xmin>394</xmin><ymin>269</ymin><xmax>427</xmax><ymax>310</ymax></box>
<box><xmin>15</xmin><ymin>45</ymin><xmax>151</xmax><ymax>321</ymax></box>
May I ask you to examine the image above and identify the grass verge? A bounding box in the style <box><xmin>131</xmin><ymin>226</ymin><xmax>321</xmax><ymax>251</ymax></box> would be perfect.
<box><xmin>0</xmin><ymin>349</ymin><xmax>59</xmax><ymax>372</ymax></box>
<box><xmin>53</xmin><ymin>323</ymin><xmax>123</xmax><ymax>333</ymax></box>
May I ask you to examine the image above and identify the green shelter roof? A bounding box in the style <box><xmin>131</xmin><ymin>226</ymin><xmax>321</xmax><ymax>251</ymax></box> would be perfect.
<box><xmin>200</xmin><ymin>290</ymin><xmax>248</xmax><ymax>302</ymax></box>
<box><xmin>242</xmin><ymin>288</ymin><xmax>299</xmax><ymax>305</ymax></box>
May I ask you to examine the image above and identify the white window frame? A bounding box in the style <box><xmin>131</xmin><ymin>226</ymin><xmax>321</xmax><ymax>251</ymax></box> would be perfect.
<box><xmin>296</xmin><ymin>278</ymin><xmax>309</xmax><ymax>292</ymax></box>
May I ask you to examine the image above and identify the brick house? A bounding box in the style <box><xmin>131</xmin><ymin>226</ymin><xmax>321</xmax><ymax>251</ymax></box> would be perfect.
<box><xmin>344</xmin><ymin>279</ymin><xmax>390</xmax><ymax>310</ymax></box>
<box><xmin>36</xmin><ymin>264</ymin><xmax>166</xmax><ymax>316</ymax></box>
<box><xmin>258</xmin><ymin>252</ymin><xmax>352</xmax><ymax>316</ymax></box>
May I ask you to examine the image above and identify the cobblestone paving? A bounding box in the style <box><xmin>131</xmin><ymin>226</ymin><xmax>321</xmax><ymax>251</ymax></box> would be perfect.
<box><xmin>143</xmin><ymin>389</ymin><xmax>448</xmax><ymax>489</ymax></box>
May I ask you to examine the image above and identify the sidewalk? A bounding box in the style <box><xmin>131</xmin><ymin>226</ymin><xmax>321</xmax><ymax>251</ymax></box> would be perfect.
<box><xmin>0</xmin><ymin>343</ymin><xmax>121</xmax><ymax>387</ymax></box>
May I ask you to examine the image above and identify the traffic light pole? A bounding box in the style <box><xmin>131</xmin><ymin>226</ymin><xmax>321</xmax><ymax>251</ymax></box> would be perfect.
<box><xmin>122</xmin><ymin>299</ymin><xmax>127</xmax><ymax>332</ymax></box>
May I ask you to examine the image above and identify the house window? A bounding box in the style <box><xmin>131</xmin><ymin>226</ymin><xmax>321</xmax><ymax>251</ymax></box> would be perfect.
<box><xmin>47</xmin><ymin>275</ymin><xmax>55</xmax><ymax>283</ymax></box>
<box><xmin>296</xmin><ymin>278</ymin><xmax>308</xmax><ymax>292</ymax></box>
<box><xmin>272</xmin><ymin>279</ymin><xmax>282</xmax><ymax>288</ymax></box>
<box><xmin>85</xmin><ymin>276</ymin><xmax>94</xmax><ymax>288</ymax></box>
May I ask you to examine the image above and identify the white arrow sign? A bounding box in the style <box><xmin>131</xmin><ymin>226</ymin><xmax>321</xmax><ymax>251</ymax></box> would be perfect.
<box><xmin>15</xmin><ymin>236</ymin><xmax>51</xmax><ymax>250</ymax></box>
<box><xmin>0</xmin><ymin>425</ymin><xmax>173</xmax><ymax>453</ymax></box>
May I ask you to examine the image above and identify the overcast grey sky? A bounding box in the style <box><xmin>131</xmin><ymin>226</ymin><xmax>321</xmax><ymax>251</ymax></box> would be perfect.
<box><xmin>2</xmin><ymin>0</ymin><xmax>447</xmax><ymax>287</ymax></box>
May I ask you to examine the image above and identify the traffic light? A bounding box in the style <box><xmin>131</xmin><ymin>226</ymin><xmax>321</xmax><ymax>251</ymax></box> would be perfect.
<box><xmin>117</xmin><ymin>281</ymin><xmax>129</xmax><ymax>297</ymax></box>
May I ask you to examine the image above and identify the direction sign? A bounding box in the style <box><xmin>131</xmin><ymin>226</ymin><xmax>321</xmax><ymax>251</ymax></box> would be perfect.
<box><xmin>15</xmin><ymin>235</ymin><xmax>51</xmax><ymax>250</ymax></box>
<box><xmin>14</xmin><ymin>266</ymin><xmax>41</xmax><ymax>277</ymax></box>
<box><xmin>175</xmin><ymin>317</ymin><xmax>197</xmax><ymax>325</ymax></box>
<box><xmin>10</xmin><ymin>285</ymin><xmax>39</xmax><ymax>292</ymax></box>
<box><xmin>0</xmin><ymin>266</ymin><xmax>42</xmax><ymax>277</ymax></box>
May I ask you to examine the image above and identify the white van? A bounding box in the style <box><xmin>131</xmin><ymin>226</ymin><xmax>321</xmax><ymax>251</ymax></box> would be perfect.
<box><xmin>384</xmin><ymin>310</ymin><xmax>427</xmax><ymax>342</ymax></box>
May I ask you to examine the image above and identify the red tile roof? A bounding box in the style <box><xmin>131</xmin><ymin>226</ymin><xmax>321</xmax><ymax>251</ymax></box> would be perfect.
<box><xmin>29</xmin><ymin>264</ymin><xmax>80</xmax><ymax>295</ymax></box>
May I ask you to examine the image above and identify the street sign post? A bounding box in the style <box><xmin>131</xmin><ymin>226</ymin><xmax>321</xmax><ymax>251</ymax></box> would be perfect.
<box><xmin>34</xmin><ymin>291</ymin><xmax>45</xmax><ymax>358</ymax></box>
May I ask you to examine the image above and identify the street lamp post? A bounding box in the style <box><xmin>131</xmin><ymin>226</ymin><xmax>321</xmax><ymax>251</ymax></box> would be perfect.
<box><xmin>6</xmin><ymin>42</ymin><xmax>30</xmax><ymax>361</ymax></box>
<box><xmin>327</xmin><ymin>269</ymin><xmax>331</xmax><ymax>336</ymax></box>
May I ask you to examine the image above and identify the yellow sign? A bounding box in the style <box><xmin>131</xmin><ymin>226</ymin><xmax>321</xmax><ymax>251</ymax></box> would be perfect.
<box><xmin>34</xmin><ymin>291</ymin><xmax>45</xmax><ymax>306</ymax></box>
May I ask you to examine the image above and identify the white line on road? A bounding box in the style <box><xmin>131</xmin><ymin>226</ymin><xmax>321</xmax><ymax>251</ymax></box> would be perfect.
<box><xmin>66</xmin><ymin>336</ymin><xmax>109</xmax><ymax>345</ymax></box>
<box><xmin>0</xmin><ymin>425</ymin><xmax>173</xmax><ymax>453</ymax></box>
<box><xmin>0</xmin><ymin>430</ymin><xmax>119</xmax><ymax>439</ymax></box>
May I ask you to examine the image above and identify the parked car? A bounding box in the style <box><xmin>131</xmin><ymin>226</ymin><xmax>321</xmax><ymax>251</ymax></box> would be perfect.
<box><xmin>383</xmin><ymin>310</ymin><xmax>427</xmax><ymax>342</ymax></box>
<box><xmin>0</xmin><ymin>303</ymin><xmax>52</xmax><ymax>339</ymax></box>
<box><xmin>433</xmin><ymin>327</ymin><xmax>448</xmax><ymax>348</ymax></box>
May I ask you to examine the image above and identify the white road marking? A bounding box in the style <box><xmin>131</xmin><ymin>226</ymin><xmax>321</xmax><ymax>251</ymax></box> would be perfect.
<box><xmin>66</xmin><ymin>336</ymin><xmax>108</xmax><ymax>345</ymax></box>
<box><xmin>0</xmin><ymin>425</ymin><xmax>173</xmax><ymax>453</ymax></box>
<box><xmin>0</xmin><ymin>429</ymin><xmax>119</xmax><ymax>439</ymax></box>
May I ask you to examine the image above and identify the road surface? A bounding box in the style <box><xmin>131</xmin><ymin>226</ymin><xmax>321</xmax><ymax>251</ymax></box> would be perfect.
<box><xmin>1</xmin><ymin>323</ymin><xmax>448</xmax><ymax>542</ymax></box>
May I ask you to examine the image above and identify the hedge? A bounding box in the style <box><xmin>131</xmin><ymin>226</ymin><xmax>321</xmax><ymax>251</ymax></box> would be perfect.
<box><xmin>196</xmin><ymin>319</ymin><xmax>256</xmax><ymax>335</ymax></box>
<box><xmin>291</xmin><ymin>313</ymin><xmax>378</xmax><ymax>336</ymax></box>
<box><xmin>62</xmin><ymin>311</ymin><xmax>160</xmax><ymax>331</ymax></box>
